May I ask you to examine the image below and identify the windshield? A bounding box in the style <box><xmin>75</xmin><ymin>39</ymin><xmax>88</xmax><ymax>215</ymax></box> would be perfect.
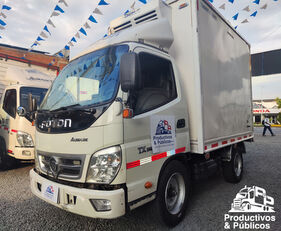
<box><xmin>20</xmin><ymin>87</ymin><xmax>48</xmax><ymax>112</ymax></box>
<box><xmin>40</xmin><ymin>45</ymin><xmax>129</xmax><ymax>111</ymax></box>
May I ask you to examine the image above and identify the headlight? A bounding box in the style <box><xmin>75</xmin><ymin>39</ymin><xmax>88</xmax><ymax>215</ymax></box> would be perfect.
<box><xmin>86</xmin><ymin>146</ymin><xmax>122</xmax><ymax>184</ymax></box>
<box><xmin>17</xmin><ymin>131</ymin><xmax>34</xmax><ymax>147</ymax></box>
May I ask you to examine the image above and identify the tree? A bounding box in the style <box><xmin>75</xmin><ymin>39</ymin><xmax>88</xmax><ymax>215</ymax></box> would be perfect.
<box><xmin>276</xmin><ymin>98</ymin><xmax>281</xmax><ymax>124</ymax></box>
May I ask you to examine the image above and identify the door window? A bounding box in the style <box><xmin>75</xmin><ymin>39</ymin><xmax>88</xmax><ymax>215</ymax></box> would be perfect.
<box><xmin>132</xmin><ymin>52</ymin><xmax>177</xmax><ymax>115</ymax></box>
<box><xmin>3</xmin><ymin>89</ymin><xmax>17</xmax><ymax>118</ymax></box>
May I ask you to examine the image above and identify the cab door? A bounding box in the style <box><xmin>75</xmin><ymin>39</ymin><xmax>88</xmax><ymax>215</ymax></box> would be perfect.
<box><xmin>123</xmin><ymin>46</ymin><xmax>190</xmax><ymax>204</ymax></box>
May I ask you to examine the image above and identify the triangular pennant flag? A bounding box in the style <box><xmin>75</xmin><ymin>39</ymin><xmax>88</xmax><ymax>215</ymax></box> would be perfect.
<box><xmin>0</xmin><ymin>25</ymin><xmax>5</xmax><ymax>30</ymax></box>
<box><xmin>124</xmin><ymin>10</ymin><xmax>130</xmax><ymax>15</ymax></box>
<box><xmin>71</xmin><ymin>37</ymin><xmax>77</xmax><ymax>43</ymax></box>
<box><xmin>89</xmin><ymin>15</ymin><xmax>98</xmax><ymax>23</ymax></box>
<box><xmin>44</xmin><ymin>25</ymin><xmax>51</xmax><ymax>35</ymax></box>
<box><xmin>260</xmin><ymin>4</ymin><xmax>267</xmax><ymax>9</ymax></box>
<box><xmin>232</xmin><ymin>13</ymin><xmax>239</xmax><ymax>20</ymax></box>
<box><xmin>34</xmin><ymin>41</ymin><xmax>40</xmax><ymax>46</ymax></box>
<box><xmin>93</xmin><ymin>8</ymin><xmax>103</xmax><ymax>15</ymax></box>
<box><xmin>0</xmin><ymin>19</ymin><xmax>6</xmax><ymax>26</ymax></box>
<box><xmin>98</xmin><ymin>0</ymin><xmax>109</xmax><ymax>5</ymax></box>
<box><xmin>241</xmin><ymin>19</ymin><xmax>249</xmax><ymax>23</ymax></box>
<box><xmin>36</xmin><ymin>36</ymin><xmax>44</xmax><ymax>41</ymax></box>
<box><xmin>0</xmin><ymin>12</ymin><xmax>7</xmax><ymax>18</ymax></box>
<box><xmin>208</xmin><ymin>0</ymin><xmax>213</xmax><ymax>3</ymax></box>
<box><xmin>84</xmin><ymin>22</ymin><xmax>90</xmax><ymax>29</ymax></box>
<box><xmin>47</xmin><ymin>19</ymin><xmax>56</xmax><ymax>28</ymax></box>
<box><xmin>234</xmin><ymin>26</ymin><xmax>238</xmax><ymax>30</ymax></box>
<box><xmin>219</xmin><ymin>3</ymin><xmax>225</xmax><ymax>10</ymax></box>
<box><xmin>54</xmin><ymin>5</ymin><xmax>65</xmax><ymax>13</ymax></box>
<box><xmin>104</xmin><ymin>34</ymin><xmax>108</xmax><ymax>38</ymax></box>
<box><xmin>59</xmin><ymin>0</ymin><xmax>68</xmax><ymax>7</ymax></box>
<box><xmin>131</xmin><ymin>2</ymin><xmax>136</xmax><ymax>10</ymax></box>
<box><xmin>138</xmin><ymin>0</ymin><xmax>147</xmax><ymax>3</ymax></box>
<box><xmin>64</xmin><ymin>45</ymin><xmax>70</xmax><ymax>50</ymax></box>
<box><xmin>243</xmin><ymin>6</ymin><xmax>250</xmax><ymax>12</ymax></box>
<box><xmin>68</xmin><ymin>41</ymin><xmax>74</xmax><ymax>47</ymax></box>
<box><xmin>75</xmin><ymin>32</ymin><xmax>80</xmax><ymax>39</ymax></box>
<box><xmin>58</xmin><ymin>52</ymin><xmax>64</xmax><ymax>57</ymax></box>
<box><xmin>40</xmin><ymin>31</ymin><xmax>48</xmax><ymax>39</ymax></box>
<box><xmin>2</xmin><ymin>5</ymin><xmax>11</xmax><ymax>10</ymax></box>
<box><xmin>79</xmin><ymin>27</ymin><xmax>87</xmax><ymax>36</ymax></box>
<box><xmin>253</xmin><ymin>0</ymin><xmax>260</xmax><ymax>5</ymax></box>
<box><xmin>250</xmin><ymin>11</ymin><xmax>258</xmax><ymax>17</ymax></box>
<box><xmin>51</xmin><ymin>11</ymin><xmax>60</xmax><ymax>17</ymax></box>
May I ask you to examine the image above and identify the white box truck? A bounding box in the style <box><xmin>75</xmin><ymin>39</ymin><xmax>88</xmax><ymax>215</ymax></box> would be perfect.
<box><xmin>29</xmin><ymin>0</ymin><xmax>253</xmax><ymax>227</ymax></box>
<box><xmin>0</xmin><ymin>64</ymin><xmax>55</xmax><ymax>168</ymax></box>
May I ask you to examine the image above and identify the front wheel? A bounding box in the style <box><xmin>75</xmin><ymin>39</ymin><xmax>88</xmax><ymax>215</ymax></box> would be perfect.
<box><xmin>0</xmin><ymin>138</ymin><xmax>17</xmax><ymax>169</ymax></box>
<box><xmin>222</xmin><ymin>147</ymin><xmax>243</xmax><ymax>183</ymax></box>
<box><xmin>155</xmin><ymin>160</ymin><xmax>190</xmax><ymax>227</ymax></box>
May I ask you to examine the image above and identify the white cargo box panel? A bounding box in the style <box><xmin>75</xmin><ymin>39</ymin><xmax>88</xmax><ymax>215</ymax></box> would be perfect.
<box><xmin>169</xmin><ymin>0</ymin><xmax>253</xmax><ymax>153</ymax></box>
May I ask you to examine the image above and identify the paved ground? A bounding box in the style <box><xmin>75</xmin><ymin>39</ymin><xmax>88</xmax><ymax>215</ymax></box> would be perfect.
<box><xmin>0</xmin><ymin>128</ymin><xmax>280</xmax><ymax>231</ymax></box>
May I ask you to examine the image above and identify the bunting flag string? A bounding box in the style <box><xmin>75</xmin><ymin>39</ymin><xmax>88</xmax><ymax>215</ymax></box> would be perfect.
<box><xmin>0</xmin><ymin>4</ymin><xmax>12</xmax><ymax>36</ymax></box>
<box><xmin>54</xmin><ymin>0</ymin><xmax>110</xmax><ymax>59</ymax></box>
<box><xmin>55</xmin><ymin>0</ymin><xmax>148</xmax><ymax>59</ymax></box>
<box><xmin>209</xmin><ymin>0</ymin><xmax>279</xmax><ymax>30</ymax></box>
<box><xmin>30</xmin><ymin>0</ymin><xmax>68</xmax><ymax>48</ymax></box>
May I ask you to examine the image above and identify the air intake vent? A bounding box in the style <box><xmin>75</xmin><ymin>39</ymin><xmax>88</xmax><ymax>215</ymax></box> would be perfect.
<box><xmin>134</xmin><ymin>10</ymin><xmax>158</xmax><ymax>25</ymax></box>
<box><xmin>113</xmin><ymin>21</ymin><xmax>132</xmax><ymax>33</ymax></box>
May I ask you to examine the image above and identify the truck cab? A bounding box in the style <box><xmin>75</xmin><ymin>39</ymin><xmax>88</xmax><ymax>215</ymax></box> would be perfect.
<box><xmin>0</xmin><ymin>68</ymin><xmax>54</xmax><ymax>168</ymax></box>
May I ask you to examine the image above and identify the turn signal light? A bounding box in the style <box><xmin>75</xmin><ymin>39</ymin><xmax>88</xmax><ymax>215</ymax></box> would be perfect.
<box><xmin>123</xmin><ymin>109</ymin><xmax>133</xmax><ymax>118</ymax></box>
<box><xmin>145</xmin><ymin>181</ymin><xmax>153</xmax><ymax>189</ymax></box>
<box><xmin>32</xmin><ymin>121</ymin><xmax>35</xmax><ymax>126</ymax></box>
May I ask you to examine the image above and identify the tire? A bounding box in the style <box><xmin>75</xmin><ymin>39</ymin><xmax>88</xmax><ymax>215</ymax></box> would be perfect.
<box><xmin>0</xmin><ymin>138</ymin><xmax>16</xmax><ymax>169</ymax></box>
<box><xmin>155</xmin><ymin>160</ymin><xmax>190</xmax><ymax>227</ymax></box>
<box><xmin>222</xmin><ymin>147</ymin><xmax>243</xmax><ymax>183</ymax></box>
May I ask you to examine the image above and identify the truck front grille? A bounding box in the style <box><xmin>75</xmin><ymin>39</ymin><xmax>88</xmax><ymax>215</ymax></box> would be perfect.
<box><xmin>37</xmin><ymin>152</ymin><xmax>86</xmax><ymax>180</ymax></box>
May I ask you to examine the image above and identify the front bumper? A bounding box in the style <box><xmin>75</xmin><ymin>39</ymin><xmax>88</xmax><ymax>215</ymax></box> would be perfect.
<box><xmin>8</xmin><ymin>147</ymin><xmax>34</xmax><ymax>160</ymax></box>
<box><xmin>30</xmin><ymin>169</ymin><xmax>126</xmax><ymax>219</ymax></box>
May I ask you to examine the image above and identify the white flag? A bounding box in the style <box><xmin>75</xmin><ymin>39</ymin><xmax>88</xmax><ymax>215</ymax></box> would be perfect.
<box><xmin>51</xmin><ymin>11</ymin><xmax>60</xmax><ymax>17</ymax></box>
<box><xmin>84</xmin><ymin>22</ymin><xmax>90</xmax><ymax>29</ymax></box>
<box><xmin>0</xmin><ymin>12</ymin><xmax>7</xmax><ymax>18</ymax></box>
<box><xmin>131</xmin><ymin>2</ymin><xmax>136</xmax><ymax>10</ymax></box>
<box><xmin>68</xmin><ymin>41</ymin><xmax>74</xmax><ymax>47</ymax></box>
<box><xmin>243</xmin><ymin>6</ymin><xmax>250</xmax><ymax>12</ymax></box>
<box><xmin>260</xmin><ymin>4</ymin><xmax>267</xmax><ymax>10</ymax></box>
<box><xmin>93</xmin><ymin>8</ymin><xmax>103</xmax><ymax>15</ymax></box>
<box><xmin>47</xmin><ymin>19</ymin><xmax>56</xmax><ymax>28</ymax></box>
<box><xmin>241</xmin><ymin>19</ymin><xmax>249</xmax><ymax>23</ymax></box>
<box><xmin>40</xmin><ymin>31</ymin><xmax>48</xmax><ymax>39</ymax></box>
<box><xmin>59</xmin><ymin>0</ymin><xmax>68</xmax><ymax>7</ymax></box>
<box><xmin>0</xmin><ymin>25</ymin><xmax>5</xmax><ymax>30</ymax></box>
<box><xmin>75</xmin><ymin>32</ymin><xmax>80</xmax><ymax>39</ymax></box>
<box><xmin>219</xmin><ymin>3</ymin><xmax>225</xmax><ymax>10</ymax></box>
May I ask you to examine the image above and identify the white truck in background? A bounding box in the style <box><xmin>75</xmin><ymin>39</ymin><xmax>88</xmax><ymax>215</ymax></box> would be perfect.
<box><xmin>30</xmin><ymin>0</ymin><xmax>253</xmax><ymax>227</ymax></box>
<box><xmin>0</xmin><ymin>64</ymin><xmax>55</xmax><ymax>169</ymax></box>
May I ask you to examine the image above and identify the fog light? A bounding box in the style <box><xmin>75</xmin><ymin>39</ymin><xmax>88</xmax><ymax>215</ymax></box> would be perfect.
<box><xmin>90</xmin><ymin>199</ymin><xmax>111</xmax><ymax>211</ymax></box>
<box><xmin>22</xmin><ymin>150</ymin><xmax>31</xmax><ymax>156</ymax></box>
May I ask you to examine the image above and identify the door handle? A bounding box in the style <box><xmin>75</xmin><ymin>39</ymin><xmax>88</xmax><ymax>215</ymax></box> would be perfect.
<box><xmin>177</xmin><ymin>119</ymin><xmax>186</xmax><ymax>129</ymax></box>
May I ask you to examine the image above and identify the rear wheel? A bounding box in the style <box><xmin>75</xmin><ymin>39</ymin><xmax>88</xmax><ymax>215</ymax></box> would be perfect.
<box><xmin>155</xmin><ymin>160</ymin><xmax>190</xmax><ymax>227</ymax></box>
<box><xmin>222</xmin><ymin>147</ymin><xmax>243</xmax><ymax>183</ymax></box>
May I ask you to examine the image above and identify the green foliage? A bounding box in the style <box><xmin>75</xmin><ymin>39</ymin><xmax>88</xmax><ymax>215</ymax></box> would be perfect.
<box><xmin>276</xmin><ymin>97</ymin><xmax>281</xmax><ymax>109</ymax></box>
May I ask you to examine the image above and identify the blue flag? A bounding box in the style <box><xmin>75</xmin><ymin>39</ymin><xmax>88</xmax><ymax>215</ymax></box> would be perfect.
<box><xmin>54</xmin><ymin>5</ymin><xmax>64</xmax><ymax>13</ymax></box>
<box><xmin>58</xmin><ymin>52</ymin><xmax>64</xmax><ymax>57</ymax></box>
<box><xmin>253</xmin><ymin>0</ymin><xmax>260</xmax><ymax>4</ymax></box>
<box><xmin>124</xmin><ymin>10</ymin><xmax>130</xmax><ymax>15</ymax></box>
<box><xmin>79</xmin><ymin>27</ymin><xmax>87</xmax><ymax>36</ymax></box>
<box><xmin>88</xmin><ymin>15</ymin><xmax>98</xmax><ymax>23</ymax></box>
<box><xmin>234</xmin><ymin>26</ymin><xmax>238</xmax><ymax>29</ymax></box>
<box><xmin>65</xmin><ymin>45</ymin><xmax>70</xmax><ymax>50</ymax></box>
<box><xmin>71</xmin><ymin>37</ymin><xmax>77</xmax><ymax>43</ymax></box>
<box><xmin>36</xmin><ymin>36</ymin><xmax>44</xmax><ymax>41</ymax></box>
<box><xmin>232</xmin><ymin>13</ymin><xmax>239</xmax><ymax>20</ymax></box>
<box><xmin>98</xmin><ymin>0</ymin><xmax>109</xmax><ymax>5</ymax></box>
<box><xmin>250</xmin><ymin>11</ymin><xmax>258</xmax><ymax>17</ymax></box>
<box><xmin>208</xmin><ymin>0</ymin><xmax>213</xmax><ymax>3</ymax></box>
<box><xmin>0</xmin><ymin>19</ymin><xmax>6</xmax><ymax>26</ymax></box>
<box><xmin>228</xmin><ymin>0</ymin><xmax>234</xmax><ymax>3</ymax></box>
<box><xmin>138</xmin><ymin>0</ymin><xmax>147</xmax><ymax>3</ymax></box>
<box><xmin>44</xmin><ymin>25</ymin><xmax>51</xmax><ymax>35</ymax></box>
<box><xmin>2</xmin><ymin>5</ymin><xmax>11</xmax><ymax>10</ymax></box>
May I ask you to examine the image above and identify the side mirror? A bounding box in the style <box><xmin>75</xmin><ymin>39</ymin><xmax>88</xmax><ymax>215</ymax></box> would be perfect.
<box><xmin>17</xmin><ymin>106</ymin><xmax>26</xmax><ymax>117</ymax></box>
<box><xmin>120</xmin><ymin>52</ymin><xmax>141</xmax><ymax>93</ymax></box>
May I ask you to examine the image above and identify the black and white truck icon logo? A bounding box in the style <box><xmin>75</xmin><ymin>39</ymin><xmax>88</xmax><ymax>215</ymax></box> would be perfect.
<box><xmin>229</xmin><ymin>186</ymin><xmax>275</xmax><ymax>213</ymax></box>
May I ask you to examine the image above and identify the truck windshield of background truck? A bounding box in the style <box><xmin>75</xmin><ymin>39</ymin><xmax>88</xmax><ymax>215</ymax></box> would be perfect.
<box><xmin>40</xmin><ymin>45</ymin><xmax>129</xmax><ymax>112</ymax></box>
<box><xmin>20</xmin><ymin>87</ymin><xmax>48</xmax><ymax>112</ymax></box>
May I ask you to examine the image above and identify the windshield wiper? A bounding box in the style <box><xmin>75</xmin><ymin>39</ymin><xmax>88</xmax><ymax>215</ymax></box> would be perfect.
<box><xmin>50</xmin><ymin>104</ymin><xmax>81</xmax><ymax>112</ymax></box>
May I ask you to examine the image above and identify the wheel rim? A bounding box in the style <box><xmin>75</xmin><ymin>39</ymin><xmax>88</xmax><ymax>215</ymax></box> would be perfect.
<box><xmin>164</xmin><ymin>172</ymin><xmax>185</xmax><ymax>215</ymax></box>
<box><xmin>234</xmin><ymin>152</ymin><xmax>242</xmax><ymax>177</ymax></box>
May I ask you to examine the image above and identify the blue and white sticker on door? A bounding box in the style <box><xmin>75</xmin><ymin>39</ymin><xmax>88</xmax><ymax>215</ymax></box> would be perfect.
<box><xmin>150</xmin><ymin>115</ymin><xmax>176</xmax><ymax>153</ymax></box>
